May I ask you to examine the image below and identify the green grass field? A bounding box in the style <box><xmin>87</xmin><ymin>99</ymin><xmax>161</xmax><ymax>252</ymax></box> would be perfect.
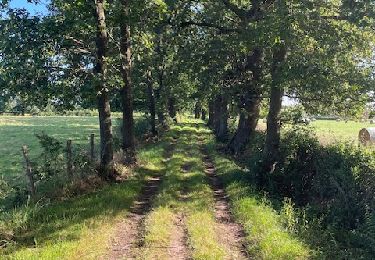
<box><xmin>257</xmin><ymin>119</ymin><xmax>374</xmax><ymax>145</ymax></box>
<box><xmin>0</xmin><ymin>115</ymin><xmax>149</xmax><ymax>190</ymax></box>
<box><xmin>0</xmin><ymin>116</ymin><xmax>109</xmax><ymax>188</ymax></box>
<box><xmin>311</xmin><ymin>120</ymin><xmax>373</xmax><ymax>145</ymax></box>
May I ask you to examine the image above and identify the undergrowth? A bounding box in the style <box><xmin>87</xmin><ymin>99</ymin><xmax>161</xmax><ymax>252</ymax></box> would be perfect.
<box><xmin>0</xmin><ymin>133</ymin><xmax>166</xmax><ymax>259</ymax></box>
<box><xmin>205</xmin><ymin>140</ymin><xmax>311</xmax><ymax>259</ymax></box>
<box><xmin>212</xmin><ymin>123</ymin><xmax>375</xmax><ymax>259</ymax></box>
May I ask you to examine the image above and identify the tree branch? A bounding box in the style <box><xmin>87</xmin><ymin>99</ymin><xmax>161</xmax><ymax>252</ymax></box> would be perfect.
<box><xmin>180</xmin><ymin>20</ymin><xmax>240</xmax><ymax>34</ymax></box>
<box><xmin>221</xmin><ymin>0</ymin><xmax>248</xmax><ymax>18</ymax></box>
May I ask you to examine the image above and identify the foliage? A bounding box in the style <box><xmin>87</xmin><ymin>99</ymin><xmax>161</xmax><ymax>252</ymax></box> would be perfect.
<box><xmin>0</xmin><ymin>130</ymin><xmax>167</xmax><ymax>258</ymax></box>
<box><xmin>0</xmin><ymin>0</ymin><xmax>375</xmax><ymax>258</ymax></box>
<box><xmin>34</xmin><ymin>132</ymin><xmax>64</xmax><ymax>179</ymax></box>
<box><xmin>257</xmin><ymin>125</ymin><xmax>375</xmax><ymax>258</ymax></box>
<box><xmin>280</xmin><ymin>105</ymin><xmax>308</xmax><ymax>124</ymax></box>
<box><xmin>205</xmin><ymin>138</ymin><xmax>311</xmax><ymax>259</ymax></box>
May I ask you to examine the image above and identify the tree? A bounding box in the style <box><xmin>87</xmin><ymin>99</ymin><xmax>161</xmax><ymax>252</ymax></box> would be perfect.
<box><xmin>0</xmin><ymin>9</ymin><xmax>52</xmax><ymax>114</ymax></box>
<box><xmin>93</xmin><ymin>0</ymin><xmax>115</xmax><ymax>179</ymax></box>
<box><xmin>260</xmin><ymin>0</ymin><xmax>374</xmax><ymax>173</ymax></box>
<box><xmin>120</xmin><ymin>0</ymin><xmax>136</xmax><ymax>164</ymax></box>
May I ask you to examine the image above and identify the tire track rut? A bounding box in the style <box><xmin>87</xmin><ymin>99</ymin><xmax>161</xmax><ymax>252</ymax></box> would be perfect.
<box><xmin>201</xmin><ymin>147</ymin><xmax>250</xmax><ymax>260</ymax></box>
<box><xmin>102</xmin><ymin>143</ymin><xmax>175</xmax><ymax>259</ymax></box>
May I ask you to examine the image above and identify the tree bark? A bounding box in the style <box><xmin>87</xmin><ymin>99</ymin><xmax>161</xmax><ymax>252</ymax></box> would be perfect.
<box><xmin>168</xmin><ymin>97</ymin><xmax>177</xmax><ymax>123</ymax></box>
<box><xmin>146</xmin><ymin>70</ymin><xmax>157</xmax><ymax>136</ymax></box>
<box><xmin>94</xmin><ymin>0</ymin><xmax>114</xmax><ymax>179</ymax></box>
<box><xmin>228</xmin><ymin>96</ymin><xmax>261</xmax><ymax>154</ymax></box>
<box><xmin>120</xmin><ymin>0</ymin><xmax>136</xmax><ymax>164</ymax></box>
<box><xmin>228</xmin><ymin>48</ymin><xmax>264</xmax><ymax>154</ymax></box>
<box><xmin>262</xmin><ymin>44</ymin><xmax>287</xmax><ymax>174</ymax></box>
<box><xmin>214</xmin><ymin>94</ymin><xmax>229</xmax><ymax>142</ymax></box>
<box><xmin>201</xmin><ymin>109</ymin><xmax>207</xmax><ymax>120</ymax></box>
<box><xmin>155</xmin><ymin>70</ymin><xmax>167</xmax><ymax>127</ymax></box>
<box><xmin>194</xmin><ymin>101</ymin><xmax>202</xmax><ymax>119</ymax></box>
<box><xmin>208</xmin><ymin>100</ymin><xmax>215</xmax><ymax>128</ymax></box>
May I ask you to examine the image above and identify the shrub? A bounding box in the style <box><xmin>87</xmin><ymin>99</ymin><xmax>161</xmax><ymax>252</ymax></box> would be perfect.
<box><xmin>34</xmin><ymin>132</ymin><xmax>64</xmax><ymax>179</ymax></box>
<box><xmin>280</xmin><ymin>105</ymin><xmax>309</xmax><ymax>125</ymax></box>
<box><xmin>261</xmin><ymin>125</ymin><xmax>375</xmax><ymax>258</ymax></box>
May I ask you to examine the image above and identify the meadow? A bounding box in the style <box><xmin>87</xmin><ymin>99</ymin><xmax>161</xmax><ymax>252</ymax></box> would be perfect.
<box><xmin>0</xmin><ymin>116</ymin><xmax>107</xmax><ymax>188</ymax></box>
<box><xmin>311</xmin><ymin>120</ymin><xmax>373</xmax><ymax>145</ymax></box>
<box><xmin>0</xmin><ymin>115</ymin><xmax>148</xmax><ymax>189</ymax></box>
<box><xmin>256</xmin><ymin>119</ymin><xmax>373</xmax><ymax>145</ymax></box>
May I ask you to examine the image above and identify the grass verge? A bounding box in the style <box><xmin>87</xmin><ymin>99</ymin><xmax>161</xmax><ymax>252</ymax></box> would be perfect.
<box><xmin>203</xmin><ymin>127</ymin><xmax>312</xmax><ymax>259</ymax></box>
<box><xmin>1</xmin><ymin>140</ymin><xmax>166</xmax><ymax>259</ymax></box>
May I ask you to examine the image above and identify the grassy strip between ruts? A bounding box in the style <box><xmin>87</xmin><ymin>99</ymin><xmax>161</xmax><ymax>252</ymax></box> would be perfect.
<box><xmin>1</xmin><ymin>140</ymin><xmax>167</xmax><ymax>260</ymax></box>
<box><xmin>140</xmin><ymin>123</ymin><xmax>227</xmax><ymax>260</ymax></box>
<box><xmin>203</xmin><ymin>126</ymin><xmax>312</xmax><ymax>259</ymax></box>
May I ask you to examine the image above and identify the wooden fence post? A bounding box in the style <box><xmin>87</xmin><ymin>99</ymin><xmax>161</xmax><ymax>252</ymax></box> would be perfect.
<box><xmin>66</xmin><ymin>140</ymin><xmax>73</xmax><ymax>177</ymax></box>
<box><xmin>22</xmin><ymin>145</ymin><xmax>36</xmax><ymax>198</ymax></box>
<box><xmin>90</xmin><ymin>133</ymin><xmax>95</xmax><ymax>161</ymax></box>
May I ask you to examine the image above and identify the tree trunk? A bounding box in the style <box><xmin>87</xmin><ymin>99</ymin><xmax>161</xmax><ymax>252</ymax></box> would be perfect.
<box><xmin>214</xmin><ymin>95</ymin><xmax>228</xmax><ymax>142</ymax></box>
<box><xmin>194</xmin><ymin>101</ymin><xmax>201</xmax><ymax>119</ymax></box>
<box><xmin>120</xmin><ymin>0</ymin><xmax>136</xmax><ymax>164</ymax></box>
<box><xmin>262</xmin><ymin>44</ymin><xmax>287</xmax><ymax>174</ymax></box>
<box><xmin>228</xmin><ymin>96</ymin><xmax>261</xmax><ymax>154</ymax></box>
<box><xmin>201</xmin><ymin>109</ymin><xmax>207</xmax><ymax>121</ymax></box>
<box><xmin>155</xmin><ymin>71</ymin><xmax>166</xmax><ymax>127</ymax></box>
<box><xmin>168</xmin><ymin>97</ymin><xmax>177</xmax><ymax>123</ymax></box>
<box><xmin>228</xmin><ymin>48</ymin><xmax>264</xmax><ymax>154</ymax></box>
<box><xmin>94</xmin><ymin>0</ymin><xmax>114</xmax><ymax>180</ymax></box>
<box><xmin>146</xmin><ymin>71</ymin><xmax>157</xmax><ymax>136</ymax></box>
<box><xmin>208</xmin><ymin>101</ymin><xmax>215</xmax><ymax>128</ymax></box>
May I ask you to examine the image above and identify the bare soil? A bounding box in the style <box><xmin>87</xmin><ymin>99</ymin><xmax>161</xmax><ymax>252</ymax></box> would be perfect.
<box><xmin>167</xmin><ymin>213</ymin><xmax>190</xmax><ymax>260</ymax></box>
<box><xmin>201</xmin><ymin>147</ymin><xmax>250</xmax><ymax>260</ymax></box>
<box><xmin>101</xmin><ymin>175</ymin><xmax>162</xmax><ymax>260</ymax></box>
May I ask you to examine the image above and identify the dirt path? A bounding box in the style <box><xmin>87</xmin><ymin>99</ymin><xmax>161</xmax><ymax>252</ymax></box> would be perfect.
<box><xmin>162</xmin><ymin>159</ymin><xmax>192</xmax><ymax>259</ymax></box>
<box><xmin>167</xmin><ymin>212</ymin><xmax>189</xmax><ymax>260</ymax></box>
<box><xmin>201</xmin><ymin>147</ymin><xmax>249</xmax><ymax>260</ymax></box>
<box><xmin>103</xmin><ymin>133</ymin><xmax>247</xmax><ymax>260</ymax></box>
<box><xmin>102</xmin><ymin>175</ymin><xmax>162</xmax><ymax>259</ymax></box>
<box><xmin>102</xmin><ymin>144</ymin><xmax>175</xmax><ymax>260</ymax></box>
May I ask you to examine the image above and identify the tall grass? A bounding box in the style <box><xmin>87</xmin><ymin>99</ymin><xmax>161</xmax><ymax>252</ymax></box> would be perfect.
<box><xmin>205</xmin><ymin>140</ymin><xmax>311</xmax><ymax>259</ymax></box>
<box><xmin>1</xmin><ymin>138</ymin><xmax>166</xmax><ymax>259</ymax></box>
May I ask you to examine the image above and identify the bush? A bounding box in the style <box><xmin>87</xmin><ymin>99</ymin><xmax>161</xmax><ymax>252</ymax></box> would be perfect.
<box><xmin>280</xmin><ymin>105</ymin><xmax>309</xmax><ymax>125</ymax></box>
<box><xmin>28</xmin><ymin>106</ymin><xmax>41</xmax><ymax>116</ymax></box>
<box><xmin>262</xmin><ymin>126</ymin><xmax>375</xmax><ymax>258</ymax></box>
<box><xmin>1</xmin><ymin>133</ymin><xmax>99</xmax><ymax>210</ymax></box>
<box><xmin>34</xmin><ymin>132</ymin><xmax>65</xmax><ymax>179</ymax></box>
<box><xmin>0</xmin><ymin>178</ymin><xmax>11</xmax><ymax>201</ymax></box>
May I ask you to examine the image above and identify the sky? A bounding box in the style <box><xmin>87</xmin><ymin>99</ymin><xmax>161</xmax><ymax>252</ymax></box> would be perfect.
<box><xmin>9</xmin><ymin>0</ymin><xmax>49</xmax><ymax>16</ymax></box>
